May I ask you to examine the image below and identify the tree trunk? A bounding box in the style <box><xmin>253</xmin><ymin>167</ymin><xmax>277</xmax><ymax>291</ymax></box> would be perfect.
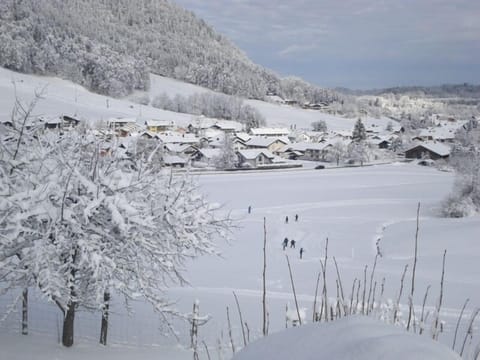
<box><xmin>21</xmin><ymin>288</ymin><xmax>28</xmax><ymax>335</ymax></box>
<box><xmin>62</xmin><ymin>304</ymin><xmax>75</xmax><ymax>347</ymax></box>
<box><xmin>99</xmin><ymin>292</ymin><xmax>110</xmax><ymax>346</ymax></box>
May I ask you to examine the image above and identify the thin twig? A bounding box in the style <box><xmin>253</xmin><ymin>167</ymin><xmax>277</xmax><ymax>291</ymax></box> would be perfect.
<box><xmin>286</xmin><ymin>255</ymin><xmax>302</xmax><ymax>326</ymax></box>
<box><xmin>262</xmin><ymin>217</ymin><xmax>267</xmax><ymax>336</ymax></box>
<box><xmin>407</xmin><ymin>202</ymin><xmax>421</xmax><ymax>331</ymax></box>
<box><xmin>452</xmin><ymin>298</ymin><xmax>469</xmax><ymax>351</ymax></box>
<box><xmin>233</xmin><ymin>291</ymin><xmax>247</xmax><ymax>347</ymax></box>
<box><xmin>419</xmin><ymin>285</ymin><xmax>431</xmax><ymax>335</ymax></box>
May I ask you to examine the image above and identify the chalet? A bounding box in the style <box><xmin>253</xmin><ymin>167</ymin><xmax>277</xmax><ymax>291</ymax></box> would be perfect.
<box><xmin>232</xmin><ymin>134</ymin><xmax>250</xmax><ymax>150</ymax></box>
<box><xmin>61</xmin><ymin>114</ymin><xmax>81</xmax><ymax>128</ymax></box>
<box><xmin>145</xmin><ymin>119</ymin><xmax>175</xmax><ymax>133</ymax></box>
<box><xmin>245</xmin><ymin>136</ymin><xmax>289</xmax><ymax>153</ymax></box>
<box><xmin>192</xmin><ymin>148</ymin><xmax>221</xmax><ymax>166</ymax></box>
<box><xmin>187</xmin><ymin>117</ymin><xmax>243</xmax><ymax>136</ymax></box>
<box><xmin>117</xmin><ymin>123</ymin><xmax>144</xmax><ymax>137</ymax></box>
<box><xmin>157</xmin><ymin>132</ymin><xmax>199</xmax><ymax>146</ymax></box>
<box><xmin>368</xmin><ymin>138</ymin><xmax>391</xmax><ymax>149</ymax></box>
<box><xmin>108</xmin><ymin>117</ymin><xmax>137</xmax><ymax>130</ymax></box>
<box><xmin>302</xmin><ymin>102</ymin><xmax>329</xmax><ymax>110</ymax></box>
<box><xmin>164</xmin><ymin>144</ymin><xmax>197</xmax><ymax>157</ymax></box>
<box><xmin>139</xmin><ymin>131</ymin><xmax>159</xmax><ymax>140</ymax></box>
<box><xmin>163</xmin><ymin>155</ymin><xmax>188</xmax><ymax>168</ymax></box>
<box><xmin>250</xmin><ymin>127</ymin><xmax>290</xmax><ymax>137</ymax></box>
<box><xmin>405</xmin><ymin>142</ymin><xmax>451</xmax><ymax>160</ymax></box>
<box><xmin>42</xmin><ymin>116</ymin><xmax>62</xmax><ymax>130</ymax></box>
<box><xmin>210</xmin><ymin>120</ymin><xmax>244</xmax><ymax>134</ymax></box>
<box><xmin>280</xmin><ymin>142</ymin><xmax>331</xmax><ymax>161</ymax></box>
<box><xmin>237</xmin><ymin>149</ymin><xmax>275</xmax><ymax>168</ymax></box>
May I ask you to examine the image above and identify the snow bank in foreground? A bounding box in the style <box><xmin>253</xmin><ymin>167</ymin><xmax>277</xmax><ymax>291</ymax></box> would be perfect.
<box><xmin>232</xmin><ymin>316</ymin><xmax>460</xmax><ymax>360</ymax></box>
<box><xmin>0</xmin><ymin>333</ymin><xmax>191</xmax><ymax>360</ymax></box>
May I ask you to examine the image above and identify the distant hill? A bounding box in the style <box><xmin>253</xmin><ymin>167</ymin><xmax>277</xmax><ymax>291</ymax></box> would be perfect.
<box><xmin>336</xmin><ymin>84</ymin><xmax>480</xmax><ymax>100</ymax></box>
<box><xmin>0</xmin><ymin>0</ymin><xmax>339</xmax><ymax>104</ymax></box>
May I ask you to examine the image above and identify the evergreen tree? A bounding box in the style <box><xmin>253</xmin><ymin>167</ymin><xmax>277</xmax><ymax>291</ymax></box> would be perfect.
<box><xmin>352</xmin><ymin>118</ymin><xmax>367</xmax><ymax>142</ymax></box>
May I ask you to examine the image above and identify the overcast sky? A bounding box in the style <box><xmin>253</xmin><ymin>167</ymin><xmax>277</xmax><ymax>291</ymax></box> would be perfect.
<box><xmin>174</xmin><ymin>0</ymin><xmax>480</xmax><ymax>89</ymax></box>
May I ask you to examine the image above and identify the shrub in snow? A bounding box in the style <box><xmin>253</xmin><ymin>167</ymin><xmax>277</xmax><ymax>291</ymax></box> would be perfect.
<box><xmin>441</xmin><ymin>188</ymin><xmax>477</xmax><ymax>218</ymax></box>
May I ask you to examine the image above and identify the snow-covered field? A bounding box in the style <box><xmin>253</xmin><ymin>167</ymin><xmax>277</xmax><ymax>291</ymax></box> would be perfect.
<box><xmin>1</xmin><ymin>162</ymin><xmax>479</xmax><ymax>359</ymax></box>
<box><xmin>1</xmin><ymin>68</ymin><xmax>479</xmax><ymax>358</ymax></box>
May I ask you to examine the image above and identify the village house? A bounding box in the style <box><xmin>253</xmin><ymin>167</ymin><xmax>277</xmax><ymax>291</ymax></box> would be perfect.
<box><xmin>236</xmin><ymin>149</ymin><xmax>275</xmax><ymax>168</ymax></box>
<box><xmin>368</xmin><ymin>137</ymin><xmax>391</xmax><ymax>149</ymax></box>
<box><xmin>279</xmin><ymin>142</ymin><xmax>332</xmax><ymax>161</ymax></box>
<box><xmin>192</xmin><ymin>148</ymin><xmax>221</xmax><ymax>166</ymax></box>
<box><xmin>187</xmin><ymin>117</ymin><xmax>243</xmax><ymax>136</ymax></box>
<box><xmin>117</xmin><ymin>123</ymin><xmax>144</xmax><ymax>137</ymax></box>
<box><xmin>163</xmin><ymin>143</ymin><xmax>197</xmax><ymax>158</ymax></box>
<box><xmin>61</xmin><ymin>114</ymin><xmax>81</xmax><ymax>129</ymax></box>
<box><xmin>145</xmin><ymin>119</ymin><xmax>175</xmax><ymax>133</ymax></box>
<box><xmin>41</xmin><ymin>116</ymin><xmax>62</xmax><ymax>130</ymax></box>
<box><xmin>156</xmin><ymin>132</ymin><xmax>200</xmax><ymax>146</ymax></box>
<box><xmin>162</xmin><ymin>155</ymin><xmax>188</xmax><ymax>168</ymax></box>
<box><xmin>405</xmin><ymin>142</ymin><xmax>451</xmax><ymax>160</ymax></box>
<box><xmin>107</xmin><ymin>117</ymin><xmax>137</xmax><ymax>131</ymax></box>
<box><xmin>245</xmin><ymin>136</ymin><xmax>290</xmax><ymax>153</ymax></box>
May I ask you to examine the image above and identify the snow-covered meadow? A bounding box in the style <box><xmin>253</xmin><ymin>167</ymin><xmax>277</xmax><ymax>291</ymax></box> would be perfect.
<box><xmin>1</xmin><ymin>162</ymin><xmax>479</xmax><ymax>359</ymax></box>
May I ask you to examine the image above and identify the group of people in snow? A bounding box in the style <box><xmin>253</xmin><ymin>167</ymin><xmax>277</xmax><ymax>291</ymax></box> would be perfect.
<box><xmin>247</xmin><ymin>207</ymin><xmax>305</xmax><ymax>259</ymax></box>
<box><xmin>283</xmin><ymin>214</ymin><xmax>303</xmax><ymax>259</ymax></box>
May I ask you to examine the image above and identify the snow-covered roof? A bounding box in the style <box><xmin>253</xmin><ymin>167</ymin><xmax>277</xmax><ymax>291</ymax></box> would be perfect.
<box><xmin>163</xmin><ymin>155</ymin><xmax>187</xmax><ymax>165</ymax></box>
<box><xmin>108</xmin><ymin>117</ymin><xmax>137</xmax><ymax>124</ymax></box>
<box><xmin>189</xmin><ymin>117</ymin><xmax>243</xmax><ymax>131</ymax></box>
<box><xmin>233</xmin><ymin>316</ymin><xmax>461</xmax><ymax>360</ymax></box>
<box><xmin>368</xmin><ymin>137</ymin><xmax>391</xmax><ymax>145</ymax></box>
<box><xmin>196</xmin><ymin>148</ymin><xmax>221</xmax><ymax>159</ymax></box>
<box><xmin>163</xmin><ymin>143</ymin><xmax>195</xmax><ymax>153</ymax></box>
<box><xmin>145</xmin><ymin>119</ymin><xmax>175</xmax><ymax>127</ymax></box>
<box><xmin>283</xmin><ymin>142</ymin><xmax>331</xmax><ymax>152</ymax></box>
<box><xmin>235</xmin><ymin>132</ymin><xmax>251</xmax><ymax>142</ymax></box>
<box><xmin>157</xmin><ymin>133</ymin><xmax>199</xmax><ymax>144</ymax></box>
<box><xmin>250</xmin><ymin>127</ymin><xmax>290</xmax><ymax>136</ymax></box>
<box><xmin>406</xmin><ymin>142</ymin><xmax>451</xmax><ymax>157</ymax></box>
<box><xmin>39</xmin><ymin>116</ymin><xmax>62</xmax><ymax>124</ymax></box>
<box><xmin>119</xmin><ymin>123</ymin><xmax>144</xmax><ymax>134</ymax></box>
<box><xmin>237</xmin><ymin>149</ymin><xmax>275</xmax><ymax>160</ymax></box>
<box><xmin>246</xmin><ymin>136</ymin><xmax>289</xmax><ymax>148</ymax></box>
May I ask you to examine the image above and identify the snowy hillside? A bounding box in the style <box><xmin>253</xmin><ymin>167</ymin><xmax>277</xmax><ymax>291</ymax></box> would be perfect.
<box><xmin>0</xmin><ymin>0</ymin><xmax>339</xmax><ymax>103</ymax></box>
<box><xmin>147</xmin><ymin>73</ymin><xmax>392</xmax><ymax>131</ymax></box>
<box><xmin>0</xmin><ymin>67</ymin><xmax>382</xmax><ymax>132</ymax></box>
<box><xmin>0</xmin><ymin>67</ymin><xmax>195</xmax><ymax>127</ymax></box>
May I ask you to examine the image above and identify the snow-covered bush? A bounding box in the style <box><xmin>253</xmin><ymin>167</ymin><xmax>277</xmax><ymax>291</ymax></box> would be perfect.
<box><xmin>0</xmin><ymin>106</ymin><xmax>232</xmax><ymax>347</ymax></box>
<box><xmin>442</xmin><ymin>139</ymin><xmax>480</xmax><ymax>217</ymax></box>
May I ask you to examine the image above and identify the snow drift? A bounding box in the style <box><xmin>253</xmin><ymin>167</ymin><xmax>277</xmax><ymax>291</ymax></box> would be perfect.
<box><xmin>232</xmin><ymin>316</ymin><xmax>461</xmax><ymax>360</ymax></box>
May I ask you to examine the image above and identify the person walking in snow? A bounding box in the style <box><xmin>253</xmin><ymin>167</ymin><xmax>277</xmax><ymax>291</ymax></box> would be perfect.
<box><xmin>295</xmin><ymin>214</ymin><xmax>298</xmax><ymax>222</ymax></box>
<box><xmin>283</xmin><ymin>237</ymin><xmax>289</xmax><ymax>250</ymax></box>
<box><xmin>285</xmin><ymin>216</ymin><xmax>289</xmax><ymax>224</ymax></box>
<box><xmin>299</xmin><ymin>247</ymin><xmax>304</xmax><ymax>259</ymax></box>
<box><xmin>248</xmin><ymin>205</ymin><xmax>252</xmax><ymax>214</ymax></box>
<box><xmin>290</xmin><ymin>239</ymin><xmax>296</xmax><ymax>248</ymax></box>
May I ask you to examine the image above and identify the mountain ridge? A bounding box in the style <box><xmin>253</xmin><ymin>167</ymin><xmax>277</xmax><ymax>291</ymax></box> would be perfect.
<box><xmin>0</xmin><ymin>0</ymin><xmax>339</xmax><ymax>104</ymax></box>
